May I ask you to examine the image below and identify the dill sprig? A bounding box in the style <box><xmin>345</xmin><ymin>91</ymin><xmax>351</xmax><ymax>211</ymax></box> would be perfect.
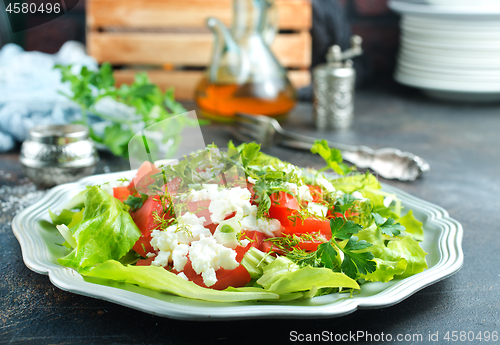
<box><xmin>264</xmin><ymin>232</ymin><xmax>326</xmax><ymax>268</ymax></box>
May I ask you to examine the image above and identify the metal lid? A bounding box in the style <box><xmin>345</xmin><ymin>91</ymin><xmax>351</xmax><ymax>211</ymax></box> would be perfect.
<box><xmin>28</xmin><ymin>124</ymin><xmax>89</xmax><ymax>145</ymax></box>
<box><xmin>20</xmin><ymin>124</ymin><xmax>98</xmax><ymax>170</ymax></box>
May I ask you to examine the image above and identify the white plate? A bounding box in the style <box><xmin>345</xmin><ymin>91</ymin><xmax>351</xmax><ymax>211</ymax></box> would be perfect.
<box><xmin>11</xmin><ymin>171</ymin><xmax>464</xmax><ymax>320</ymax></box>
<box><xmin>403</xmin><ymin>16</ymin><xmax>500</xmax><ymax>32</ymax></box>
<box><xmin>400</xmin><ymin>46</ymin><xmax>500</xmax><ymax>65</ymax></box>
<box><xmin>400</xmin><ymin>35</ymin><xmax>500</xmax><ymax>52</ymax></box>
<box><xmin>401</xmin><ymin>28</ymin><xmax>500</xmax><ymax>44</ymax></box>
<box><xmin>402</xmin><ymin>24</ymin><xmax>500</xmax><ymax>40</ymax></box>
<box><xmin>389</xmin><ymin>0</ymin><xmax>500</xmax><ymax>17</ymax></box>
<box><xmin>395</xmin><ymin>69</ymin><xmax>500</xmax><ymax>92</ymax></box>
<box><xmin>398</xmin><ymin>55</ymin><xmax>500</xmax><ymax>75</ymax></box>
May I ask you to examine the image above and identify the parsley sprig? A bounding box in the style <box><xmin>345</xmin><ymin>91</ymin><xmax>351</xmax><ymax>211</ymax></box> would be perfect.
<box><xmin>372</xmin><ymin>213</ymin><xmax>405</xmax><ymax>237</ymax></box>
<box><xmin>318</xmin><ymin>218</ymin><xmax>376</xmax><ymax>279</ymax></box>
<box><xmin>55</xmin><ymin>63</ymin><xmax>189</xmax><ymax>158</ymax></box>
<box><xmin>311</xmin><ymin>140</ymin><xmax>352</xmax><ymax>175</ymax></box>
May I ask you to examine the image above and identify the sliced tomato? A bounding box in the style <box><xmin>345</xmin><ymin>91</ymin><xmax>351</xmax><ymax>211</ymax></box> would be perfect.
<box><xmin>281</xmin><ymin>216</ymin><xmax>332</xmax><ymax>238</ymax></box>
<box><xmin>130</xmin><ymin>195</ymin><xmax>172</xmax><ymax>257</ymax></box>
<box><xmin>131</xmin><ymin>196</ymin><xmax>164</xmax><ymax>235</ymax></box>
<box><xmin>133</xmin><ymin>161</ymin><xmax>161</xmax><ymax>195</ymax></box>
<box><xmin>164</xmin><ymin>177</ymin><xmax>182</xmax><ymax>194</ymax></box>
<box><xmin>259</xmin><ymin>240</ymin><xmax>276</xmax><ymax>254</ymax></box>
<box><xmin>235</xmin><ymin>230</ymin><xmax>265</xmax><ymax>260</ymax></box>
<box><xmin>127</xmin><ymin>180</ymin><xmax>138</xmax><ymax>196</ymax></box>
<box><xmin>246</xmin><ymin>182</ymin><xmax>258</xmax><ymax>204</ymax></box>
<box><xmin>307</xmin><ymin>185</ymin><xmax>324</xmax><ymax>203</ymax></box>
<box><xmin>136</xmin><ymin>255</ymin><xmax>156</xmax><ymax>266</ymax></box>
<box><xmin>270</xmin><ymin>191</ymin><xmax>300</xmax><ymax>209</ymax></box>
<box><xmin>113</xmin><ymin>186</ymin><xmax>130</xmax><ymax>201</ymax></box>
<box><xmin>180</xmin><ymin>259</ymin><xmax>251</xmax><ymax>290</ymax></box>
<box><xmin>294</xmin><ymin>232</ymin><xmax>330</xmax><ymax>251</ymax></box>
<box><xmin>267</xmin><ymin>191</ymin><xmax>300</xmax><ymax>222</ymax></box>
<box><xmin>183</xmin><ymin>200</ymin><xmax>216</xmax><ymax>233</ymax></box>
<box><xmin>327</xmin><ymin>209</ymin><xmax>360</xmax><ymax>219</ymax></box>
<box><xmin>132</xmin><ymin>235</ymin><xmax>155</xmax><ymax>257</ymax></box>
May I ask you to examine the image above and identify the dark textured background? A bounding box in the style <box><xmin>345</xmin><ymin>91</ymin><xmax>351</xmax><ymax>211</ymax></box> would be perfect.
<box><xmin>1</xmin><ymin>85</ymin><xmax>499</xmax><ymax>344</ymax></box>
<box><xmin>2</xmin><ymin>0</ymin><xmax>401</xmax><ymax>86</ymax></box>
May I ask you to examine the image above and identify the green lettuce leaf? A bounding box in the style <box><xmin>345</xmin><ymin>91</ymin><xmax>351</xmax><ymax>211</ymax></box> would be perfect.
<box><xmin>58</xmin><ymin>186</ymin><xmax>141</xmax><ymax>269</ymax></box>
<box><xmin>362</xmin><ymin>257</ymin><xmax>408</xmax><ymax>283</ymax></box>
<box><xmin>85</xmin><ymin>260</ymin><xmax>278</xmax><ymax>302</ymax></box>
<box><xmin>49</xmin><ymin>208</ymin><xmax>78</xmax><ymax>226</ymax></box>
<box><xmin>356</xmin><ymin>222</ymin><xmax>427</xmax><ymax>281</ymax></box>
<box><xmin>399</xmin><ymin>210</ymin><xmax>424</xmax><ymax>242</ymax></box>
<box><xmin>385</xmin><ymin>236</ymin><xmax>428</xmax><ymax>278</ymax></box>
<box><xmin>256</xmin><ymin>256</ymin><xmax>359</xmax><ymax>294</ymax></box>
<box><xmin>265</xmin><ymin>266</ymin><xmax>359</xmax><ymax>294</ymax></box>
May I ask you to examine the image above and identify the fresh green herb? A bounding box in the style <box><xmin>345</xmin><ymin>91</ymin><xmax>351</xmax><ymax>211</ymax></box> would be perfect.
<box><xmin>329</xmin><ymin>218</ymin><xmax>362</xmax><ymax>240</ymax></box>
<box><xmin>174</xmin><ymin>223</ymin><xmax>193</xmax><ymax>237</ymax></box>
<box><xmin>123</xmin><ymin>194</ymin><xmax>148</xmax><ymax>211</ymax></box>
<box><xmin>311</xmin><ymin>140</ymin><xmax>352</xmax><ymax>175</ymax></box>
<box><xmin>315</xmin><ymin>218</ymin><xmax>376</xmax><ymax>279</ymax></box>
<box><xmin>338</xmin><ymin>236</ymin><xmax>376</xmax><ymax>278</ymax></box>
<box><xmin>55</xmin><ymin>63</ymin><xmax>190</xmax><ymax>158</ymax></box>
<box><xmin>372</xmin><ymin>213</ymin><xmax>405</xmax><ymax>237</ymax></box>
<box><xmin>251</xmin><ymin>179</ymin><xmax>290</xmax><ymax>219</ymax></box>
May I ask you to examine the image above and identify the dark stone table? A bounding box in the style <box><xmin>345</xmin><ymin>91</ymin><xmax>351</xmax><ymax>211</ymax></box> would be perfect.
<box><xmin>1</xmin><ymin>85</ymin><xmax>499</xmax><ymax>344</ymax></box>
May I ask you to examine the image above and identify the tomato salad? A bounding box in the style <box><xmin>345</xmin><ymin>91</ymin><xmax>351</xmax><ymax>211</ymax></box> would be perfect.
<box><xmin>50</xmin><ymin>141</ymin><xmax>427</xmax><ymax>302</ymax></box>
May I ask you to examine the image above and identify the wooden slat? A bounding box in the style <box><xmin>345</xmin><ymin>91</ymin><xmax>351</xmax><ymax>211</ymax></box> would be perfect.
<box><xmin>87</xmin><ymin>31</ymin><xmax>311</xmax><ymax>68</ymax></box>
<box><xmin>113</xmin><ymin>69</ymin><xmax>311</xmax><ymax>100</ymax></box>
<box><xmin>87</xmin><ymin>0</ymin><xmax>311</xmax><ymax>31</ymax></box>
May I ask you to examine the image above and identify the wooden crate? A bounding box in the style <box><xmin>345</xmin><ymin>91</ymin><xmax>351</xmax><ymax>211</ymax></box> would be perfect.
<box><xmin>86</xmin><ymin>0</ymin><xmax>312</xmax><ymax>100</ymax></box>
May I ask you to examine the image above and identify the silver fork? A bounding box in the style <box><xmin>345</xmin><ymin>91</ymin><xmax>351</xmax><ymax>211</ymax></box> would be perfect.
<box><xmin>232</xmin><ymin>113</ymin><xmax>430</xmax><ymax>181</ymax></box>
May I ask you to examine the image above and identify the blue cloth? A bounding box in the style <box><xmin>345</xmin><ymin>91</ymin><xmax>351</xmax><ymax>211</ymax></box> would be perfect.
<box><xmin>0</xmin><ymin>41</ymin><xmax>98</xmax><ymax>151</ymax></box>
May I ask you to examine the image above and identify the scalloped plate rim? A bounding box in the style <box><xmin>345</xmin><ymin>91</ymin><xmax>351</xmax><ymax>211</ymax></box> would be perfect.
<box><xmin>12</xmin><ymin>171</ymin><xmax>464</xmax><ymax>320</ymax></box>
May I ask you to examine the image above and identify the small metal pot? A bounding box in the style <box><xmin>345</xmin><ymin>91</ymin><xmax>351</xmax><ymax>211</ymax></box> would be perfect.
<box><xmin>20</xmin><ymin>124</ymin><xmax>99</xmax><ymax>188</ymax></box>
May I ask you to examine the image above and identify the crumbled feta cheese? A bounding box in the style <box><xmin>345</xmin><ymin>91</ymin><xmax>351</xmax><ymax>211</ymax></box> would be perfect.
<box><xmin>334</xmin><ymin>190</ymin><xmax>345</xmax><ymax>199</ymax></box>
<box><xmin>154</xmin><ymin>159</ymin><xmax>179</xmax><ymax>168</ymax></box>
<box><xmin>352</xmin><ymin>191</ymin><xmax>366</xmax><ymax>200</ymax></box>
<box><xmin>189</xmin><ymin>235</ymin><xmax>238</xmax><ymax>287</ymax></box>
<box><xmin>177</xmin><ymin>272</ymin><xmax>189</xmax><ymax>281</ymax></box>
<box><xmin>240</xmin><ymin>213</ymin><xmax>282</xmax><ymax>238</ymax></box>
<box><xmin>208</xmin><ymin>187</ymin><xmax>252</xmax><ymax>224</ymax></box>
<box><xmin>298</xmin><ymin>185</ymin><xmax>313</xmax><ymax>202</ymax></box>
<box><xmin>247</xmin><ymin>176</ymin><xmax>257</xmax><ymax>184</ymax></box>
<box><xmin>283</xmin><ymin>182</ymin><xmax>298</xmax><ymax>195</ymax></box>
<box><xmin>308</xmin><ymin>202</ymin><xmax>329</xmax><ymax>217</ymax></box>
<box><xmin>172</xmin><ymin>244</ymin><xmax>189</xmax><ymax>271</ymax></box>
<box><xmin>180</xmin><ymin>186</ymin><xmax>217</xmax><ymax>202</ymax></box>
<box><xmin>202</xmin><ymin>268</ymin><xmax>217</xmax><ymax>287</ymax></box>
<box><xmin>195</xmin><ymin>163</ymin><xmax>225</xmax><ymax>182</ymax></box>
<box><xmin>151</xmin><ymin>250</ymin><xmax>171</xmax><ymax>267</ymax></box>
<box><xmin>100</xmin><ymin>179</ymin><xmax>130</xmax><ymax>196</ymax></box>
<box><xmin>151</xmin><ymin>212</ymin><xmax>211</xmax><ymax>256</ymax></box>
<box><xmin>316</xmin><ymin>177</ymin><xmax>336</xmax><ymax>193</ymax></box>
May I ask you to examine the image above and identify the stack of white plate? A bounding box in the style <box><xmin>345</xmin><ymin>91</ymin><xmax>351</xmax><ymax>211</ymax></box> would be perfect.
<box><xmin>389</xmin><ymin>0</ymin><xmax>500</xmax><ymax>101</ymax></box>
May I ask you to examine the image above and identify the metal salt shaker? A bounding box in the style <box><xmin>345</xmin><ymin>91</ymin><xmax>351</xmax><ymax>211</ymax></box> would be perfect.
<box><xmin>20</xmin><ymin>124</ymin><xmax>99</xmax><ymax>188</ymax></box>
<box><xmin>313</xmin><ymin>36</ymin><xmax>363</xmax><ymax>129</ymax></box>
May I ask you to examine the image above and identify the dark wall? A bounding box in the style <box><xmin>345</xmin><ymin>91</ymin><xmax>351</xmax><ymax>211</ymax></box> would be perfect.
<box><xmin>342</xmin><ymin>0</ymin><xmax>400</xmax><ymax>85</ymax></box>
<box><xmin>9</xmin><ymin>0</ymin><xmax>400</xmax><ymax>85</ymax></box>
